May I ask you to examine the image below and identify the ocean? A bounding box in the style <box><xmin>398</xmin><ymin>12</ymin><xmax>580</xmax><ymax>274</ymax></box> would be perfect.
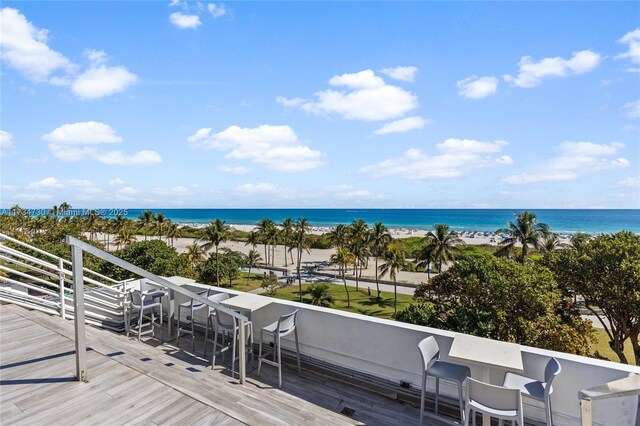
<box><xmin>102</xmin><ymin>209</ymin><xmax>639</xmax><ymax>234</ymax></box>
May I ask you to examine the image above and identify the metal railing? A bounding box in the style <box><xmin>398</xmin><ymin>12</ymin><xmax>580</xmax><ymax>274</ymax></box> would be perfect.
<box><xmin>0</xmin><ymin>232</ymin><xmax>128</xmax><ymax>329</ymax></box>
<box><xmin>65</xmin><ymin>236</ymin><xmax>250</xmax><ymax>384</ymax></box>
<box><xmin>579</xmin><ymin>374</ymin><xmax>640</xmax><ymax>426</ymax></box>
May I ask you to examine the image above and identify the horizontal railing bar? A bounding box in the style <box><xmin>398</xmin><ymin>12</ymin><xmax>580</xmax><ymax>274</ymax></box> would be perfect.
<box><xmin>0</xmin><ymin>254</ymin><xmax>62</xmax><ymax>281</ymax></box>
<box><xmin>0</xmin><ymin>265</ymin><xmax>61</xmax><ymax>291</ymax></box>
<box><xmin>0</xmin><ymin>245</ymin><xmax>127</xmax><ymax>295</ymax></box>
<box><xmin>65</xmin><ymin>236</ymin><xmax>248</xmax><ymax>322</ymax></box>
<box><xmin>0</xmin><ymin>278</ymin><xmax>59</xmax><ymax>297</ymax></box>
<box><xmin>0</xmin><ymin>287</ymin><xmax>61</xmax><ymax>305</ymax></box>
<box><xmin>0</xmin><ymin>233</ymin><xmax>121</xmax><ymax>284</ymax></box>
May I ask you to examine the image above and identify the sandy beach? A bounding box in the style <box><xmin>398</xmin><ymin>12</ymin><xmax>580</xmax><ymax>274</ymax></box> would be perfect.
<box><xmin>93</xmin><ymin>224</ymin><xmax>515</xmax><ymax>285</ymax></box>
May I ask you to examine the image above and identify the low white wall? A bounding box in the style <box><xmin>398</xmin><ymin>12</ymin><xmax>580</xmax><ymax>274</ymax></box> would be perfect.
<box><xmin>135</xmin><ymin>279</ymin><xmax>639</xmax><ymax>426</ymax></box>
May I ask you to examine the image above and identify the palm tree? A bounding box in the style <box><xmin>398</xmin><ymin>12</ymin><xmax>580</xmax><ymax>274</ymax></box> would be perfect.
<box><xmin>541</xmin><ymin>233</ymin><xmax>567</xmax><ymax>253</ymax></box>
<box><xmin>569</xmin><ymin>232</ymin><xmax>591</xmax><ymax>253</ymax></box>
<box><xmin>200</xmin><ymin>218</ymin><xmax>231</xmax><ymax>284</ymax></box>
<box><xmin>114</xmin><ymin>227</ymin><xmax>136</xmax><ymax>249</ymax></box>
<box><xmin>256</xmin><ymin>218</ymin><xmax>276</xmax><ymax>265</ymax></box>
<box><xmin>369</xmin><ymin>222</ymin><xmax>391</xmax><ymax>299</ymax></box>
<box><xmin>308</xmin><ymin>284</ymin><xmax>335</xmax><ymax>307</ymax></box>
<box><xmin>186</xmin><ymin>242</ymin><xmax>205</xmax><ymax>265</ymax></box>
<box><xmin>424</xmin><ymin>224</ymin><xmax>464</xmax><ymax>273</ymax></box>
<box><xmin>137</xmin><ymin>210</ymin><xmax>154</xmax><ymax>240</ymax></box>
<box><xmin>330</xmin><ymin>247</ymin><xmax>355</xmax><ymax>308</ymax></box>
<box><xmin>246</xmin><ymin>249</ymin><xmax>262</xmax><ymax>285</ymax></box>
<box><xmin>329</xmin><ymin>224</ymin><xmax>349</xmax><ymax>249</ymax></box>
<box><xmin>245</xmin><ymin>231</ymin><xmax>260</xmax><ymax>249</ymax></box>
<box><xmin>59</xmin><ymin>201</ymin><xmax>71</xmax><ymax>214</ymax></box>
<box><xmin>378</xmin><ymin>244</ymin><xmax>408</xmax><ymax>313</ymax></box>
<box><xmin>280</xmin><ymin>218</ymin><xmax>294</xmax><ymax>267</ymax></box>
<box><xmin>497</xmin><ymin>211</ymin><xmax>550</xmax><ymax>264</ymax></box>
<box><xmin>349</xmin><ymin>240</ymin><xmax>369</xmax><ymax>291</ymax></box>
<box><xmin>290</xmin><ymin>218</ymin><xmax>311</xmax><ymax>302</ymax></box>
<box><xmin>153</xmin><ymin>213</ymin><xmax>167</xmax><ymax>240</ymax></box>
<box><xmin>85</xmin><ymin>210</ymin><xmax>100</xmax><ymax>241</ymax></box>
<box><xmin>415</xmin><ymin>244</ymin><xmax>436</xmax><ymax>280</ymax></box>
<box><xmin>166</xmin><ymin>222</ymin><xmax>181</xmax><ymax>246</ymax></box>
<box><xmin>49</xmin><ymin>205</ymin><xmax>60</xmax><ymax>216</ymax></box>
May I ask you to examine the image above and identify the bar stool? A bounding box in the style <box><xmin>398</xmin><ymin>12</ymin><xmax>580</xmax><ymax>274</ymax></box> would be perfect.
<box><xmin>177</xmin><ymin>288</ymin><xmax>211</xmax><ymax>351</ymax></box>
<box><xmin>465</xmin><ymin>378</ymin><xmax>524</xmax><ymax>426</ymax></box>
<box><xmin>210</xmin><ymin>307</ymin><xmax>253</xmax><ymax>378</ymax></box>
<box><xmin>257</xmin><ymin>309</ymin><xmax>301</xmax><ymax>388</ymax></box>
<box><xmin>126</xmin><ymin>289</ymin><xmax>163</xmax><ymax>341</ymax></box>
<box><xmin>203</xmin><ymin>292</ymin><xmax>230</xmax><ymax>357</ymax></box>
<box><xmin>418</xmin><ymin>336</ymin><xmax>471</xmax><ymax>425</ymax></box>
<box><xmin>503</xmin><ymin>357</ymin><xmax>561</xmax><ymax>426</ymax></box>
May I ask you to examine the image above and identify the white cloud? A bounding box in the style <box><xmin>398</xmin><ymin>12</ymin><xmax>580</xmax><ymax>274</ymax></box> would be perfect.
<box><xmin>504</xmin><ymin>50</ymin><xmax>600</xmax><ymax>88</ymax></box>
<box><xmin>234</xmin><ymin>183</ymin><xmax>282</xmax><ymax>196</ymax></box>
<box><xmin>334</xmin><ymin>190</ymin><xmax>388</xmax><ymax>201</ymax></box>
<box><xmin>170</xmin><ymin>12</ymin><xmax>201</xmax><ymax>29</ymax></box>
<box><xmin>217</xmin><ymin>165</ymin><xmax>250</xmax><ymax>175</ymax></box>
<box><xmin>380</xmin><ymin>66</ymin><xmax>418</xmax><ymax>82</ymax></box>
<box><xmin>43</xmin><ymin>121</ymin><xmax>161</xmax><ymax>165</ymax></box>
<box><xmin>0</xmin><ymin>7</ymin><xmax>77</xmax><ymax>82</ymax></box>
<box><xmin>14</xmin><ymin>193</ymin><xmax>54</xmax><ymax>202</ymax></box>
<box><xmin>621</xmin><ymin>100</ymin><xmax>640</xmax><ymax>119</ymax></box>
<box><xmin>360</xmin><ymin>138</ymin><xmax>512</xmax><ymax>180</ymax></box>
<box><xmin>233</xmin><ymin>182</ymin><xmax>387</xmax><ymax>204</ymax></box>
<box><xmin>617</xmin><ymin>177</ymin><xmax>640</xmax><ymax>188</ymax></box>
<box><xmin>615</xmin><ymin>29</ymin><xmax>640</xmax><ymax>72</ymax></box>
<box><xmin>279</xmin><ymin>69</ymin><xmax>418</xmax><ymax>121</ymax></box>
<box><xmin>109</xmin><ymin>178</ymin><xmax>125</xmax><ymax>186</ymax></box>
<box><xmin>187</xmin><ymin>128</ymin><xmax>212</xmax><ymax>142</ymax></box>
<box><xmin>43</xmin><ymin>121</ymin><xmax>122</xmax><ymax>144</ymax></box>
<box><xmin>70</xmin><ymin>50</ymin><xmax>138</xmax><ymax>99</ymax></box>
<box><xmin>84</xmin><ymin>49</ymin><xmax>107</xmax><ymax>65</ymax></box>
<box><xmin>556</xmin><ymin>141</ymin><xmax>624</xmax><ymax>156</ymax></box>
<box><xmin>0</xmin><ymin>130</ymin><xmax>16</xmax><ymax>156</ymax></box>
<box><xmin>503</xmin><ymin>141</ymin><xmax>629</xmax><ymax>184</ymax></box>
<box><xmin>27</xmin><ymin>177</ymin><xmax>63</xmax><ymax>190</ymax></box>
<box><xmin>188</xmin><ymin>124</ymin><xmax>323</xmax><ymax>172</ymax></box>
<box><xmin>0</xmin><ymin>9</ymin><xmax>136</xmax><ymax>100</ymax></box>
<box><xmin>456</xmin><ymin>75</ymin><xmax>499</xmax><ymax>99</ymax></box>
<box><xmin>151</xmin><ymin>185</ymin><xmax>191</xmax><ymax>196</ymax></box>
<box><xmin>374</xmin><ymin>116</ymin><xmax>430</xmax><ymax>135</ymax></box>
<box><xmin>207</xmin><ymin>3</ymin><xmax>227</xmax><ymax>18</ymax></box>
<box><xmin>329</xmin><ymin>69</ymin><xmax>386</xmax><ymax>89</ymax></box>
<box><xmin>98</xmin><ymin>150</ymin><xmax>162</xmax><ymax>166</ymax></box>
<box><xmin>26</xmin><ymin>177</ymin><xmax>96</xmax><ymax>190</ymax></box>
<box><xmin>275</xmin><ymin>96</ymin><xmax>306</xmax><ymax>107</ymax></box>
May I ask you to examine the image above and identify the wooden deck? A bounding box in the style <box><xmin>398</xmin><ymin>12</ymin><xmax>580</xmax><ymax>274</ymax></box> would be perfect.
<box><xmin>0</xmin><ymin>304</ymin><xmax>433</xmax><ymax>426</ymax></box>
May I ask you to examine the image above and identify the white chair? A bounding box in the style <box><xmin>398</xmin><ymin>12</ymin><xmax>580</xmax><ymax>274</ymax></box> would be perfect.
<box><xmin>176</xmin><ymin>288</ymin><xmax>211</xmax><ymax>351</ymax></box>
<box><xmin>210</xmin><ymin>307</ymin><xmax>253</xmax><ymax>378</ymax></box>
<box><xmin>126</xmin><ymin>289</ymin><xmax>163</xmax><ymax>341</ymax></box>
<box><xmin>465</xmin><ymin>378</ymin><xmax>524</xmax><ymax>426</ymax></box>
<box><xmin>503</xmin><ymin>357</ymin><xmax>561</xmax><ymax>426</ymax></box>
<box><xmin>203</xmin><ymin>292</ymin><xmax>230</xmax><ymax>357</ymax></box>
<box><xmin>257</xmin><ymin>310</ymin><xmax>301</xmax><ymax>388</ymax></box>
<box><xmin>418</xmin><ymin>336</ymin><xmax>471</xmax><ymax>425</ymax></box>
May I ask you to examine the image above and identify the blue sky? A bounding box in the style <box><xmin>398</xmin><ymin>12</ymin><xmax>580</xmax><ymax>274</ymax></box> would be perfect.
<box><xmin>1</xmin><ymin>1</ymin><xmax>639</xmax><ymax>209</ymax></box>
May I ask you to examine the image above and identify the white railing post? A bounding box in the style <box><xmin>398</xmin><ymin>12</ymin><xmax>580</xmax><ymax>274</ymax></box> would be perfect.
<box><xmin>239</xmin><ymin>320</ymin><xmax>246</xmax><ymax>384</ymax></box>
<box><xmin>58</xmin><ymin>257</ymin><xmax>66</xmax><ymax>319</ymax></box>
<box><xmin>71</xmin><ymin>245</ymin><xmax>88</xmax><ymax>382</ymax></box>
<box><xmin>580</xmin><ymin>398</ymin><xmax>592</xmax><ymax>426</ymax></box>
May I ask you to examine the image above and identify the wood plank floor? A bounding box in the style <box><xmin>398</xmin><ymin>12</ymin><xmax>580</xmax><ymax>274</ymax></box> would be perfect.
<box><xmin>0</xmin><ymin>304</ymin><xmax>433</xmax><ymax>426</ymax></box>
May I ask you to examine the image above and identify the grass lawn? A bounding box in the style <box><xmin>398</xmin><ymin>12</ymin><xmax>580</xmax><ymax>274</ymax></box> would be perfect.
<box><xmin>271</xmin><ymin>282</ymin><xmax>414</xmax><ymax>320</ymax></box>
<box><xmin>216</xmin><ymin>272</ymin><xmax>265</xmax><ymax>292</ymax></box>
<box><xmin>591</xmin><ymin>328</ymin><xmax>637</xmax><ymax>365</ymax></box>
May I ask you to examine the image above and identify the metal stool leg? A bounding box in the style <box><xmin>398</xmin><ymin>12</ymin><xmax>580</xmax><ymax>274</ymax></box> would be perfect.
<box><xmin>294</xmin><ymin>327</ymin><xmax>301</xmax><ymax>374</ymax></box>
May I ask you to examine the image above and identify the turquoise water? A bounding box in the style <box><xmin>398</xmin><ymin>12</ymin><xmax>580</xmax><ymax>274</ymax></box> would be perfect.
<box><xmin>103</xmin><ymin>209</ymin><xmax>639</xmax><ymax>234</ymax></box>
